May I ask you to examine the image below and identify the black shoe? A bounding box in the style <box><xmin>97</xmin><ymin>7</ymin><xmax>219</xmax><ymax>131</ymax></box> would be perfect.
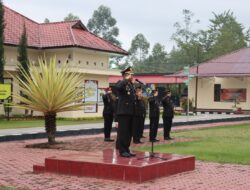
<box><xmin>129</xmin><ymin>152</ymin><xmax>136</xmax><ymax>157</ymax></box>
<box><xmin>164</xmin><ymin>137</ymin><xmax>174</xmax><ymax>140</ymax></box>
<box><xmin>104</xmin><ymin>138</ymin><xmax>115</xmax><ymax>142</ymax></box>
<box><xmin>120</xmin><ymin>152</ymin><xmax>131</xmax><ymax>158</ymax></box>
<box><xmin>134</xmin><ymin>141</ymin><xmax>143</xmax><ymax>144</ymax></box>
<box><xmin>150</xmin><ymin>139</ymin><xmax>160</xmax><ymax>142</ymax></box>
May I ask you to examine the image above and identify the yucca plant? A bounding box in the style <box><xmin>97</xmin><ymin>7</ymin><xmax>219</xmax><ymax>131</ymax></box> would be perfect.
<box><xmin>12</xmin><ymin>57</ymin><xmax>84</xmax><ymax>144</ymax></box>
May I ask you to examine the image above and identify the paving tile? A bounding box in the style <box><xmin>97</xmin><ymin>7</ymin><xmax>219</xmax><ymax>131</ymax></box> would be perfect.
<box><xmin>0</xmin><ymin>120</ymin><xmax>250</xmax><ymax>189</ymax></box>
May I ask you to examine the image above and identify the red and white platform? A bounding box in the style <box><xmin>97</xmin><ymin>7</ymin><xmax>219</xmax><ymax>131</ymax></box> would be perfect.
<box><xmin>33</xmin><ymin>149</ymin><xmax>195</xmax><ymax>183</ymax></box>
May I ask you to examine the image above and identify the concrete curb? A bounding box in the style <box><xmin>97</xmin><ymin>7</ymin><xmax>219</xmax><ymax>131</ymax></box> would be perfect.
<box><xmin>1</xmin><ymin>116</ymin><xmax>250</xmax><ymax>142</ymax></box>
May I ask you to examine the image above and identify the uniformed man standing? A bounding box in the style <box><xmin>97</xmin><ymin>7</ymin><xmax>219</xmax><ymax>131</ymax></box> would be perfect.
<box><xmin>132</xmin><ymin>86</ymin><xmax>145</xmax><ymax>144</ymax></box>
<box><xmin>115</xmin><ymin>66</ymin><xmax>136</xmax><ymax>157</ymax></box>
<box><xmin>148</xmin><ymin>89</ymin><xmax>160</xmax><ymax>142</ymax></box>
<box><xmin>102</xmin><ymin>87</ymin><xmax>115</xmax><ymax>142</ymax></box>
<box><xmin>162</xmin><ymin>89</ymin><xmax>174</xmax><ymax>140</ymax></box>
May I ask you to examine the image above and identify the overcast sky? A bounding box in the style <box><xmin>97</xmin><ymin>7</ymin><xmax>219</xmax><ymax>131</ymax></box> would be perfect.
<box><xmin>3</xmin><ymin>0</ymin><xmax>250</xmax><ymax>52</ymax></box>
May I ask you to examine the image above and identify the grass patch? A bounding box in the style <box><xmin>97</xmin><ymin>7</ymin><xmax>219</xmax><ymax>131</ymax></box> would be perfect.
<box><xmin>0</xmin><ymin>187</ymin><xmax>28</xmax><ymax>190</ymax></box>
<box><xmin>0</xmin><ymin>118</ymin><xmax>103</xmax><ymax>130</ymax></box>
<box><xmin>137</xmin><ymin>124</ymin><xmax>250</xmax><ymax>165</ymax></box>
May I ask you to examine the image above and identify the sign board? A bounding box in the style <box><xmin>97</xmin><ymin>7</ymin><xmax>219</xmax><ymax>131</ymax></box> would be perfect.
<box><xmin>0</xmin><ymin>84</ymin><xmax>11</xmax><ymax>100</ymax></box>
<box><xmin>183</xmin><ymin>66</ymin><xmax>190</xmax><ymax>75</ymax></box>
<box><xmin>84</xmin><ymin>80</ymin><xmax>98</xmax><ymax>102</ymax></box>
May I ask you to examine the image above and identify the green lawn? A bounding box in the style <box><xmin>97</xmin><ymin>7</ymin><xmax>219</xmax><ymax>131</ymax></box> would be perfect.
<box><xmin>0</xmin><ymin>118</ymin><xmax>103</xmax><ymax>130</ymax></box>
<box><xmin>137</xmin><ymin>124</ymin><xmax>250</xmax><ymax>165</ymax></box>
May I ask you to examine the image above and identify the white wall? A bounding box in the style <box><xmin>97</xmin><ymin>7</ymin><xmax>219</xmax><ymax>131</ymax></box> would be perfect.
<box><xmin>189</xmin><ymin>77</ymin><xmax>250</xmax><ymax>110</ymax></box>
<box><xmin>1</xmin><ymin>46</ymin><xmax>120</xmax><ymax>118</ymax></box>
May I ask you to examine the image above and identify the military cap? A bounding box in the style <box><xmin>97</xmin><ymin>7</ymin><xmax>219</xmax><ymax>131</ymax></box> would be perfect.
<box><xmin>121</xmin><ymin>66</ymin><xmax>134</xmax><ymax>75</ymax></box>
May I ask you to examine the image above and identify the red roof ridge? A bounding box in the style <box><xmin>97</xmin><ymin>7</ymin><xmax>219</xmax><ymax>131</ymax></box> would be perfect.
<box><xmin>85</xmin><ymin>30</ymin><xmax>128</xmax><ymax>55</ymax></box>
<box><xmin>4</xmin><ymin>5</ymin><xmax>39</xmax><ymax>24</ymax></box>
<box><xmin>69</xmin><ymin>26</ymin><xmax>77</xmax><ymax>46</ymax></box>
<box><xmin>40</xmin><ymin>20</ymin><xmax>79</xmax><ymax>25</ymax></box>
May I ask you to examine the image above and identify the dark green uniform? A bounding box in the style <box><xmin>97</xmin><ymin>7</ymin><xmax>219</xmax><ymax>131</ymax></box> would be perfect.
<box><xmin>102</xmin><ymin>93</ymin><xmax>115</xmax><ymax>140</ymax></box>
<box><xmin>162</xmin><ymin>96</ymin><xmax>174</xmax><ymax>139</ymax></box>
<box><xmin>148</xmin><ymin>96</ymin><xmax>160</xmax><ymax>141</ymax></box>
<box><xmin>115</xmin><ymin>79</ymin><xmax>136</xmax><ymax>155</ymax></box>
<box><xmin>132</xmin><ymin>97</ymin><xmax>146</xmax><ymax>143</ymax></box>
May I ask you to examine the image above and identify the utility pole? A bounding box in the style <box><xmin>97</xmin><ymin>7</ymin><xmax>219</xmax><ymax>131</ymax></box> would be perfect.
<box><xmin>194</xmin><ymin>44</ymin><xmax>200</xmax><ymax>114</ymax></box>
<box><xmin>183</xmin><ymin>66</ymin><xmax>194</xmax><ymax>121</ymax></box>
<box><xmin>194</xmin><ymin>63</ymin><xmax>199</xmax><ymax>114</ymax></box>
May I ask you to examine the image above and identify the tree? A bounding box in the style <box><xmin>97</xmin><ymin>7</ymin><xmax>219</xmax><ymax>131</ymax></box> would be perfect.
<box><xmin>128</xmin><ymin>33</ymin><xmax>150</xmax><ymax>72</ymax></box>
<box><xmin>168</xmin><ymin>46</ymin><xmax>191</xmax><ymax>72</ymax></box>
<box><xmin>64</xmin><ymin>13</ymin><xmax>79</xmax><ymax>21</ymax></box>
<box><xmin>203</xmin><ymin>11</ymin><xmax>249</xmax><ymax>60</ymax></box>
<box><xmin>13</xmin><ymin>58</ymin><xmax>84</xmax><ymax>144</ymax></box>
<box><xmin>141</xmin><ymin>43</ymin><xmax>168</xmax><ymax>73</ymax></box>
<box><xmin>129</xmin><ymin>33</ymin><xmax>150</xmax><ymax>62</ymax></box>
<box><xmin>44</xmin><ymin>18</ymin><xmax>50</xmax><ymax>23</ymax></box>
<box><xmin>171</xmin><ymin>9</ymin><xmax>201</xmax><ymax>66</ymax></box>
<box><xmin>172</xmin><ymin>9</ymin><xmax>200</xmax><ymax>45</ymax></box>
<box><xmin>151</xmin><ymin>43</ymin><xmax>167</xmax><ymax>59</ymax></box>
<box><xmin>17</xmin><ymin>26</ymin><xmax>30</xmax><ymax>115</ymax></box>
<box><xmin>0</xmin><ymin>0</ymin><xmax>5</xmax><ymax>83</ymax></box>
<box><xmin>87</xmin><ymin>5</ymin><xmax>121</xmax><ymax>46</ymax></box>
<box><xmin>17</xmin><ymin>26</ymin><xmax>29</xmax><ymax>81</ymax></box>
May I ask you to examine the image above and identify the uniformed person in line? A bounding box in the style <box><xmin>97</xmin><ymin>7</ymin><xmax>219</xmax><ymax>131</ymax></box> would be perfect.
<box><xmin>140</xmin><ymin>95</ymin><xmax>147</xmax><ymax>139</ymax></box>
<box><xmin>102</xmin><ymin>87</ymin><xmax>115</xmax><ymax>142</ymax></box>
<box><xmin>114</xmin><ymin>96</ymin><xmax>120</xmax><ymax>149</ymax></box>
<box><xmin>115</xmin><ymin>66</ymin><xmax>136</xmax><ymax>157</ymax></box>
<box><xmin>148</xmin><ymin>89</ymin><xmax>160</xmax><ymax>142</ymax></box>
<box><xmin>132</xmin><ymin>86</ymin><xmax>146</xmax><ymax>144</ymax></box>
<box><xmin>162</xmin><ymin>89</ymin><xmax>175</xmax><ymax>140</ymax></box>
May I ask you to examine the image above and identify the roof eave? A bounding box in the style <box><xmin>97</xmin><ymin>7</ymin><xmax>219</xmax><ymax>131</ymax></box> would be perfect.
<box><xmin>4</xmin><ymin>43</ymin><xmax>128</xmax><ymax>55</ymax></box>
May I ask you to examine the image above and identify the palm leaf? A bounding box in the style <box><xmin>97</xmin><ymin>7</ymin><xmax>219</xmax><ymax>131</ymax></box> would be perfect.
<box><xmin>12</xmin><ymin>57</ymin><xmax>84</xmax><ymax>114</ymax></box>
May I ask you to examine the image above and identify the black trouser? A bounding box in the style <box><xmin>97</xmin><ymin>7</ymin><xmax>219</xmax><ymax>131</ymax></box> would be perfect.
<box><xmin>117</xmin><ymin>115</ymin><xmax>133</xmax><ymax>154</ymax></box>
<box><xmin>149</xmin><ymin>116</ymin><xmax>159</xmax><ymax>140</ymax></box>
<box><xmin>139</xmin><ymin>116</ymin><xmax>146</xmax><ymax>138</ymax></box>
<box><xmin>115</xmin><ymin>127</ymin><xmax>119</xmax><ymax>149</ymax></box>
<box><xmin>103</xmin><ymin>114</ymin><xmax>113</xmax><ymax>139</ymax></box>
<box><xmin>163</xmin><ymin>116</ymin><xmax>173</xmax><ymax>138</ymax></box>
<box><xmin>132</xmin><ymin>116</ymin><xmax>144</xmax><ymax>142</ymax></box>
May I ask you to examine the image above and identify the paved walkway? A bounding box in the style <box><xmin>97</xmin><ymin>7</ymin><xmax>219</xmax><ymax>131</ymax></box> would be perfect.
<box><xmin>0</xmin><ymin>120</ymin><xmax>250</xmax><ymax>190</ymax></box>
<box><xmin>0</xmin><ymin>114</ymin><xmax>249</xmax><ymax>137</ymax></box>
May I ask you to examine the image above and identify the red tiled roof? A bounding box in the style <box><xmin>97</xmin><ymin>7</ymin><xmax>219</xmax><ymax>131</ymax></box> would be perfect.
<box><xmin>174</xmin><ymin>47</ymin><xmax>250</xmax><ymax>77</ymax></box>
<box><xmin>3</xmin><ymin>5</ymin><xmax>128</xmax><ymax>55</ymax></box>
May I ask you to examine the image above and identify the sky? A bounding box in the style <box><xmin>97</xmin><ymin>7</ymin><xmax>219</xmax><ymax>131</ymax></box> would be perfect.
<box><xmin>3</xmin><ymin>0</ymin><xmax>250</xmax><ymax>53</ymax></box>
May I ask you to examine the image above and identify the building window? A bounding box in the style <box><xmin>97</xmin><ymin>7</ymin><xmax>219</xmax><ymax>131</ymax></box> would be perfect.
<box><xmin>86</xmin><ymin>61</ymin><xmax>89</xmax><ymax>65</ymax></box>
<box><xmin>94</xmin><ymin>62</ymin><xmax>96</xmax><ymax>66</ymax></box>
<box><xmin>101</xmin><ymin>63</ymin><xmax>104</xmax><ymax>67</ymax></box>
<box><xmin>66</xmin><ymin>60</ymin><xmax>69</xmax><ymax>64</ymax></box>
<box><xmin>214</xmin><ymin>84</ymin><xmax>221</xmax><ymax>102</ymax></box>
<box><xmin>78</xmin><ymin>60</ymin><xmax>81</xmax><ymax>64</ymax></box>
<box><xmin>58</xmin><ymin>60</ymin><xmax>61</xmax><ymax>64</ymax></box>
